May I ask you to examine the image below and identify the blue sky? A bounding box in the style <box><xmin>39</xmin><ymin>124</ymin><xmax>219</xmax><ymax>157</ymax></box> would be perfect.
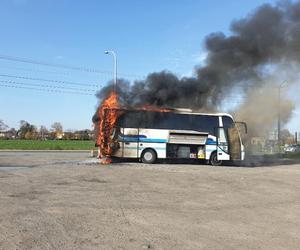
<box><xmin>1</xmin><ymin>0</ymin><xmax>295</xmax><ymax>131</ymax></box>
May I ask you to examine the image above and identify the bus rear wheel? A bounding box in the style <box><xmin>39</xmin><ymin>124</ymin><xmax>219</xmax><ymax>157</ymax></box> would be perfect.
<box><xmin>141</xmin><ymin>149</ymin><xmax>157</xmax><ymax>164</ymax></box>
<box><xmin>210</xmin><ymin>152</ymin><xmax>223</xmax><ymax>166</ymax></box>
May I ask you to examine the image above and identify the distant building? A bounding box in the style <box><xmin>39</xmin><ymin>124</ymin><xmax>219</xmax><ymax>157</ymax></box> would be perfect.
<box><xmin>55</xmin><ymin>131</ymin><xmax>64</xmax><ymax>140</ymax></box>
<box><xmin>0</xmin><ymin>130</ymin><xmax>17</xmax><ymax>139</ymax></box>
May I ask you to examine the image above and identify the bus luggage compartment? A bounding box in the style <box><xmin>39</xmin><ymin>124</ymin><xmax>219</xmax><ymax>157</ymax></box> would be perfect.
<box><xmin>167</xmin><ymin>131</ymin><xmax>208</xmax><ymax>159</ymax></box>
<box><xmin>168</xmin><ymin>130</ymin><xmax>208</xmax><ymax>145</ymax></box>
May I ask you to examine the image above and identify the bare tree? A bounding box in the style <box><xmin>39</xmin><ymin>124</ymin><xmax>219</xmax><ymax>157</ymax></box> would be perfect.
<box><xmin>51</xmin><ymin>122</ymin><xmax>63</xmax><ymax>133</ymax></box>
<box><xmin>39</xmin><ymin>125</ymin><xmax>48</xmax><ymax>140</ymax></box>
<box><xmin>0</xmin><ymin>120</ymin><xmax>9</xmax><ymax>131</ymax></box>
<box><xmin>0</xmin><ymin>120</ymin><xmax>8</xmax><ymax>131</ymax></box>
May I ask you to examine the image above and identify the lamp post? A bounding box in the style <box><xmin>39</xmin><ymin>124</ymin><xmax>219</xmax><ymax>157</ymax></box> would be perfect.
<box><xmin>278</xmin><ymin>80</ymin><xmax>287</xmax><ymax>151</ymax></box>
<box><xmin>104</xmin><ymin>50</ymin><xmax>117</xmax><ymax>92</ymax></box>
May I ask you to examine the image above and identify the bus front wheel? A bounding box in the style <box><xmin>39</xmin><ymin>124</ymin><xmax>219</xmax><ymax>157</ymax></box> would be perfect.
<box><xmin>210</xmin><ymin>152</ymin><xmax>223</xmax><ymax>166</ymax></box>
<box><xmin>141</xmin><ymin>149</ymin><xmax>157</xmax><ymax>164</ymax></box>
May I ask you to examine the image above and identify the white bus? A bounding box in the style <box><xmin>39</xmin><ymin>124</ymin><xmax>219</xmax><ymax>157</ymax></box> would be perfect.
<box><xmin>109</xmin><ymin>109</ymin><xmax>246</xmax><ymax>166</ymax></box>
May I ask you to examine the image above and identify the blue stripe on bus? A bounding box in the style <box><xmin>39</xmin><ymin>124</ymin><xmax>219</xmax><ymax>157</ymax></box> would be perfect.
<box><xmin>120</xmin><ymin>136</ymin><xmax>167</xmax><ymax>143</ymax></box>
<box><xmin>139</xmin><ymin>138</ymin><xmax>167</xmax><ymax>143</ymax></box>
<box><xmin>119</xmin><ymin>135</ymin><xmax>146</xmax><ymax>139</ymax></box>
<box><xmin>124</xmin><ymin>146</ymin><xmax>166</xmax><ymax>150</ymax></box>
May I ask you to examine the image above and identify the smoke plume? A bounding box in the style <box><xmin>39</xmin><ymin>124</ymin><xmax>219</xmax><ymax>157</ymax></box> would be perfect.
<box><xmin>235</xmin><ymin>84</ymin><xmax>295</xmax><ymax>137</ymax></box>
<box><xmin>96</xmin><ymin>1</ymin><xmax>300</xmax><ymax>134</ymax></box>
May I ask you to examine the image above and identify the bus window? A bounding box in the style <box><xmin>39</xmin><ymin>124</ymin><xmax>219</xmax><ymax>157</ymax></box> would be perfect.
<box><xmin>118</xmin><ymin>111</ymin><xmax>219</xmax><ymax>136</ymax></box>
<box><xmin>218</xmin><ymin>128</ymin><xmax>229</xmax><ymax>153</ymax></box>
<box><xmin>222</xmin><ymin>115</ymin><xmax>234</xmax><ymax>129</ymax></box>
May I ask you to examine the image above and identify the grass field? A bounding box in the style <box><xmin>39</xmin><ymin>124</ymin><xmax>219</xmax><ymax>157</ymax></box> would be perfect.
<box><xmin>0</xmin><ymin>140</ymin><xmax>96</xmax><ymax>150</ymax></box>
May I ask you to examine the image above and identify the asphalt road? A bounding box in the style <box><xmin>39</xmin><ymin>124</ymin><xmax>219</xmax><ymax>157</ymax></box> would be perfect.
<box><xmin>0</xmin><ymin>152</ymin><xmax>300</xmax><ymax>250</ymax></box>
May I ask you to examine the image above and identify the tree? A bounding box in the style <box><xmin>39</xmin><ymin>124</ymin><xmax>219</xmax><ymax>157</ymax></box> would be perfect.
<box><xmin>0</xmin><ymin>120</ymin><xmax>8</xmax><ymax>131</ymax></box>
<box><xmin>51</xmin><ymin>122</ymin><xmax>63</xmax><ymax>133</ymax></box>
<box><xmin>73</xmin><ymin>130</ymin><xmax>90</xmax><ymax>140</ymax></box>
<box><xmin>7</xmin><ymin>128</ymin><xmax>17</xmax><ymax>139</ymax></box>
<box><xmin>25</xmin><ymin>131</ymin><xmax>38</xmax><ymax>140</ymax></box>
<box><xmin>39</xmin><ymin>125</ymin><xmax>49</xmax><ymax>140</ymax></box>
<box><xmin>51</xmin><ymin>122</ymin><xmax>64</xmax><ymax>139</ymax></box>
<box><xmin>19</xmin><ymin>120</ymin><xmax>37</xmax><ymax>139</ymax></box>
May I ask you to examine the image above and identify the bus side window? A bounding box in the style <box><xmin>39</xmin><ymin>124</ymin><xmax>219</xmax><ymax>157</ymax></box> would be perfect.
<box><xmin>218</xmin><ymin>128</ymin><xmax>229</xmax><ymax>153</ymax></box>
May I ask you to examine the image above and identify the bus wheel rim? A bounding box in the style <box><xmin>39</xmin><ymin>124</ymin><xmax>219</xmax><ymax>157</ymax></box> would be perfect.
<box><xmin>144</xmin><ymin>152</ymin><xmax>153</xmax><ymax>161</ymax></box>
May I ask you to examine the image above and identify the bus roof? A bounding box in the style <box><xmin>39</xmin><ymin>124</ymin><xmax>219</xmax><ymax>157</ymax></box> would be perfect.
<box><xmin>173</xmin><ymin>108</ymin><xmax>233</xmax><ymax>118</ymax></box>
<box><xmin>113</xmin><ymin>107</ymin><xmax>234</xmax><ymax>119</ymax></box>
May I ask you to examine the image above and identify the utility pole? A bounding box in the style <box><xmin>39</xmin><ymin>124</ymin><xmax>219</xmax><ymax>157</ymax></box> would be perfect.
<box><xmin>104</xmin><ymin>50</ymin><xmax>117</xmax><ymax>92</ymax></box>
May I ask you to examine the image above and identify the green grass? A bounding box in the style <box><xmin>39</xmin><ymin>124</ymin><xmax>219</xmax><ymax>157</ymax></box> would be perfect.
<box><xmin>0</xmin><ymin>140</ymin><xmax>96</xmax><ymax>150</ymax></box>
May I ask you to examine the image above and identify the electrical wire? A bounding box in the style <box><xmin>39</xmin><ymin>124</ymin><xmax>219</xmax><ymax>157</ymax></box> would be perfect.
<box><xmin>0</xmin><ymin>54</ymin><xmax>145</xmax><ymax>79</ymax></box>
<box><xmin>0</xmin><ymin>83</ymin><xmax>94</xmax><ymax>96</ymax></box>
<box><xmin>0</xmin><ymin>74</ymin><xmax>101</xmax><ymax>88</ymax></box>
<box><xmin>0</xmin><ymin>82</ymin><xmax>248</xmax><ymax>107</ymax></box>
<box><xmin>0</xmin><ymin>65</ymin><xmax>71</xmax><ymax>75</ymax></box>
<box><xmin>0</xmin><ymin>80</ymin><xmax>97</xmax><ymax>93</ymax></box>
<box><xmin>0</xmin><ymin>79</ymin><xmax>246</xmax><ymax>101</ymax></box>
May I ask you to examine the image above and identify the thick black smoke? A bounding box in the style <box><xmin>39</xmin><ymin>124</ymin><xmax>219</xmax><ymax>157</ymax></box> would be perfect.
<box><xmin>97</xmin><ymin>1</ymin><xmax>300</xmax><ymax>110</ymax></box>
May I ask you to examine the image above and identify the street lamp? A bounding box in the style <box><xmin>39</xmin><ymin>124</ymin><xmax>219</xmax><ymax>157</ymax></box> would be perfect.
<box><xmin>278</xmin><ymin>80</ymin><xmax>287</xmax><ymax>150</ymax></box>
<box><xmin>104</xmin><ymin>50</ymin><xmax>117</xmax><ymax>92</ymax></box>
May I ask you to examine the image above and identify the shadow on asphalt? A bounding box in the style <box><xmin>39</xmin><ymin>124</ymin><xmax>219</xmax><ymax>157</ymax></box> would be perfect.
<box><xmin>111</xmin><ymin>155</ymin><xmax>300</xmax><ymax>168</ymax></box>
<box><xmin>236</xmin><ymin>155</ymin><xmax>300</xmax><ymax>167</ymax></box>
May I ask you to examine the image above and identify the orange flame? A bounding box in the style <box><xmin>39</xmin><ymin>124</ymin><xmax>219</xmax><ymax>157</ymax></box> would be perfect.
<box><xmin>96</xmin><ymin>92</ymin><xmax>172</xmax><ymax>164</ymax></box>
<box><xmin>97</xmin><ymin>91</ymin><xmax>122</xmax><ymax>160</ymax></box>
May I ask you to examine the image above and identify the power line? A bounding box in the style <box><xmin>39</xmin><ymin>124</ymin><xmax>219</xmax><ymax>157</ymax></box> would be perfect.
<box><xmin>0</xmin><ymin>54</ymin><xmax>145</xmax><ymax>79</ymax></box>
<box><xmin>0</xmin><ymin>83</ymin><xmax>94</xmax><ymax>96</ymax></box>
<box><xmin>0</xmin><ymin>78</ymin><xmax>247</xmax><ymax>100</ymax></box>
<box><xmin>0</xmin><ymin>54</ymin><xmax>110</xmax><ymax>74</ymax></box>
<box><xmin>0</xmin><ymin>65</ymin><xmax>71</xmax><ymax>75</ymax></box>
<box><xmin>0</xmin><ymin>80</ymin><xmax>97</xmax><ymax>93</ymax></box>
<box><xmin>0</xmin><ymin>81</ymin><xmax>247</xmax><ymax>105</ymax></box>
<box><xmin>0</xmin><ymin>85</ymin><xmax>226</xmax><ymax>102</ymax></box>
<box><xmin>0</xmin><ymin>74</ymin><xmax>101</xmax><ymax>88</ymax></box>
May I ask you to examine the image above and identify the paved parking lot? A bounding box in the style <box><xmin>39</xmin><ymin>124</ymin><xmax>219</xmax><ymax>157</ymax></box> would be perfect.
<box><xmin>0</xmin><ymin>152</ymin><xmax>300</xmax><ymax>249</ymax></box>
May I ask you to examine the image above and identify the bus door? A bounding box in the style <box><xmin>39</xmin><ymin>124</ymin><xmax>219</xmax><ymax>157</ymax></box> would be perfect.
<box><xmin>227</xmin><ymin>125</ymin><xmax>241</xmax><ymax>160</ymax></box>
<box><xmin>121</xmin><ymin>128</ymin><xmax>139</xmax><ymax>158</ymax></box>
<box><xmin>217</xmin><ymin>127</ymin><xmax>230</xmax><ymax>161</ymax></box>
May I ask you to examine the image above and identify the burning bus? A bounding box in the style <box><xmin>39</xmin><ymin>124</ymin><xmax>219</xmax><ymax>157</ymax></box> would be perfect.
<box><xmin>94</xmin><ymin>92</ymin><xmax>247</xmax><ymax>166</ymax></box>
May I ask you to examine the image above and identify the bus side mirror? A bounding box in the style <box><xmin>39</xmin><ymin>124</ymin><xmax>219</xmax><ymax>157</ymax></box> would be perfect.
<box><xmin>234</xmin><ymin>121</ymin><xmax>247</xmax><ymax>134</ymax></box>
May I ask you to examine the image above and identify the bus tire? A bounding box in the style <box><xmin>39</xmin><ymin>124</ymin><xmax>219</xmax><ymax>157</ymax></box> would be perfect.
<box><xmin>141</xmin><ymin>149</ymin><xmax>157</xmax><ymax>164</ymax></box>
<box><xmin>210</xmin><ymin>151</ymin><xmax>223</xmax><ymax>166</ymax></box>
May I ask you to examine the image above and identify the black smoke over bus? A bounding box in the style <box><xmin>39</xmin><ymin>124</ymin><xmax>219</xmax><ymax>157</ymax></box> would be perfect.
<box><xmin>96</xmin><ymin>1</ymin><xmax>300</xmax><ymax>134</ymax></box>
